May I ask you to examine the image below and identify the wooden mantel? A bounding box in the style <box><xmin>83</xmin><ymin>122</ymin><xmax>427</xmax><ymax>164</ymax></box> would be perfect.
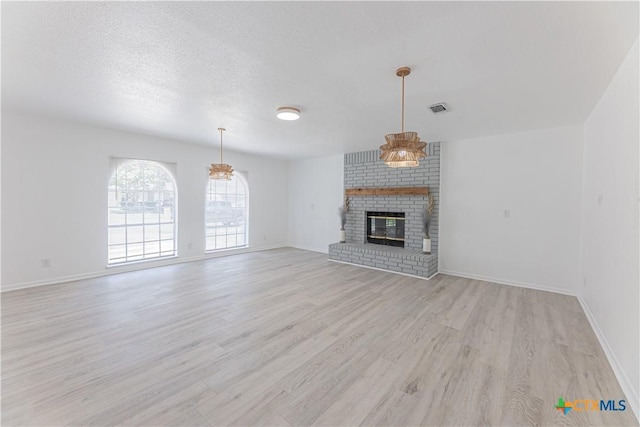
<box><xmin>345</xmin><ymin>187</ymin><xmax>429</xmax><ymax>196</ymax></box>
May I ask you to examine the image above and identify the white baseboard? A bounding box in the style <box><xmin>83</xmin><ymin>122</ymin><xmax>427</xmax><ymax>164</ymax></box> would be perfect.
<box><xmin>438</xmin><ymin>269</ymin><xmax>577</xmax><ymax>296</ymax></box>
<box><xmin>578</xmin><ymin>296</ymin><xmax>639</xmax><ymax>423</ymax></box>
<box><xmin>328</xmin><ymin>258</ymin><xmax>439</xmax><ymax>280</ymax></box>
<box><xmin>1</xmin><ymin>244</ymin><xmax>287</xmax><ymax>292</ymax></box>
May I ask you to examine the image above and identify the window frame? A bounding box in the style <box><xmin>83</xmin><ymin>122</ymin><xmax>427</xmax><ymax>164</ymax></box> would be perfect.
<box><xmin>107</xmin><ymin>158</ymin><xmax>178</xmax><ymax>266</ymax></box>
<box><xmin>204</xmin><ymin>171</ymin><xmax>249</xmax><ymax>252</ymax></box>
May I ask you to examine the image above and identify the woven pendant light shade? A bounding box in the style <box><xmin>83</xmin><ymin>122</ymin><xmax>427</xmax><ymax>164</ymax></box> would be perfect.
<box><xmin>208</xmin><ymin>163</ymin><xmax>234</xmax><ymax>180</ymax></box>
<box><xmin>209</xmin><ymin>127</ymin><xmax>234</xmax><ymax>180</ymax></box>
<box><xmin>380</xmin><ymin>131</ymin><xmax>427</xmax><ymax>168</ymax></box>
<box><xmin>380</xmin><ymin>67</ymin><xmax>427</xmax><ymax>168</ymax></box>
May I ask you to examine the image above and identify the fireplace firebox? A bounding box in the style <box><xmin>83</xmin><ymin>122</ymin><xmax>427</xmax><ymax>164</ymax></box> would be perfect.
<box><xmin>366</xmin><ymin>211</ymin><xmax>405</xmax><ymax>247</ymax></box>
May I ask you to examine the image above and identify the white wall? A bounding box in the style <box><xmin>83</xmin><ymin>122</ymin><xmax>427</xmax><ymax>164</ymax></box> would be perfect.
<box><xmin>287</xmin><ymin>155</ymin><xmax>344</xmax><ymax>253</ymax></box>
<box><xmin>1</xmin><ymin>112</ymin><xmax>289</xmax><ymax>290</ymax></box>
<box><xmin>439</xmin><ymin>125</ymin><xmax>584</xmax><ymax>294</ymax></box>
<box><xmin>581</xmin><ymin>39</ymin><xmax>639</xmax><ymax>416</ymax></box>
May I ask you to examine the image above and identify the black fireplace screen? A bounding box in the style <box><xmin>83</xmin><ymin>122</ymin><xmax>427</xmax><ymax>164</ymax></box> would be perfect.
<box><xmin>366</xmin><ymin>211</ymin><xmax>405</xmax><ymax>247</ymax></box>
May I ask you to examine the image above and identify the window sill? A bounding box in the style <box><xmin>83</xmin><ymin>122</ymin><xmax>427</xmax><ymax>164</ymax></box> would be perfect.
<box><xmin>106</xmin><ymin>255</ymin><xmax>178</xmax><ymax>269</ymax></box>
<box><xmin>205</xmin><ymin>245</ymin><xmax>249</xmax><ymax>254</ymax></box>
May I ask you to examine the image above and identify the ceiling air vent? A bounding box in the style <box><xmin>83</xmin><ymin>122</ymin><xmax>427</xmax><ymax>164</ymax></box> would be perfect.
<box><xmin>428</xmin><ymin>102</ymin><xmax>450</xmax><ymax>114</ymax></box>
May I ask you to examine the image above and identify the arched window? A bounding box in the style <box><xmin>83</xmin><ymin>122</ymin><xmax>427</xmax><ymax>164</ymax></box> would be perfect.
<box><xmin>108</xmin><ymin>159</ymin><xmax>177</xmax><ymax>264</ymax></box>
<box><xmin>205</xmin><ymin>173</ymin><xmax>248</xmax><ymax>251</ymax></box>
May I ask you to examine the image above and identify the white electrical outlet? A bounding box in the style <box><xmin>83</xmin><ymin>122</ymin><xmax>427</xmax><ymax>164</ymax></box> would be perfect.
<box><xmin>188</xmin><ymin>242</ymin><xmax>192</xmax><ymax>250</ymax></box>
<box><xmin>504</xmin><ymin>209</ymin><xmax>511</xmax><ymax>218</ymax></box>
<box><xmin>41</xmin><ymin>258</ymin><xmax>50</xmax><ymax>268</ymax></box>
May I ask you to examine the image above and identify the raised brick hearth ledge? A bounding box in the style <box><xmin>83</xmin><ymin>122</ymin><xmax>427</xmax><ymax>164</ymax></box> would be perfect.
<box><xmin>328</xmin><ymin>242</ymin><xmax>438</xmax><ymax>279</ymax></box>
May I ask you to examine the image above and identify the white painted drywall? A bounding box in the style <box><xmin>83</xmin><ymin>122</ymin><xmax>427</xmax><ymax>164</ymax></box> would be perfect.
<box><xmin>439</xmin><ymin>125</ymin><xmax>584</xmax><ymax>294</ymax></box>
<box><xmin>581</xmin><ymin>39</ymin><xmax>639</xmax><ymax>415</ymax></box>
<box><xmin>287</xmin><ymin>155</ymin><xmax>344</xmax><ymax>253</ymax></box>
<box><xmin>1</xmin><ymin>112</ymin><xmax>289</xmax><ymax>289</ymax></box>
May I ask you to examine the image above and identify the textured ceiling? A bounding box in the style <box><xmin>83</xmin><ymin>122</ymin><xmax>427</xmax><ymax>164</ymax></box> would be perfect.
<box><xmin>2</xmin><ymin>2</ymin><xmax>638</xmax><ymax>159</ymax></box>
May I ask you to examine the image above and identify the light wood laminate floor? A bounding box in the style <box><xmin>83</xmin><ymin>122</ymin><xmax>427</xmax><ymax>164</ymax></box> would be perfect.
<box><xmin>2</xmin><ymin>248</ymin><xmax>637</xmax><ymax>426</ymax></box>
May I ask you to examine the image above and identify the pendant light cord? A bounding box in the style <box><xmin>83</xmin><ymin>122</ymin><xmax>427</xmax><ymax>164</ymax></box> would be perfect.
<box><xmin>219</xmin><ymin>128</ymin><xmax>224</xmax><ymax>163</ymax></box>
<box><xmin>401</xmin><ymin>75</ymin><xmax>405</xmax><ymax>133</ymax></box>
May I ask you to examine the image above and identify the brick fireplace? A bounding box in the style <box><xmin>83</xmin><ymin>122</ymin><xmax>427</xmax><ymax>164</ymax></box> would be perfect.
<box><xmin>328</xmin><ymin>143</ymin><xmax>440</xmax><ymax>278</ymax></box>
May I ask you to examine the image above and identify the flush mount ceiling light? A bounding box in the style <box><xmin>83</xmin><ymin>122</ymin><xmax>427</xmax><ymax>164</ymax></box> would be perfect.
<box><xmin>209</xmin><ymin>127</ymin><xmax>234</xmax><ymax>180</ymax></box>
<box><xmin>380</xmin><ymin>67</ymin><xmax>427</xmax><ymax>168</ymax></box>
<box><xmin>276</xmin><ymin>106</ymin><xmax>300</xmax><ymax>121</ymax></box>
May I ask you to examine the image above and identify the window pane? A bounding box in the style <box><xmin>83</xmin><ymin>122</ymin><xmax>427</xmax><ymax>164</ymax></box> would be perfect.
<box><xmin>144</xmin><ymin>225</ymin><xmax>159</xmax><ymax>241</ymax></box>
<box><xmin>161</xmin><ymin>224</ymin><xmax>174</xmax><ymax>240</ymax></box>
<box><xmin>109</xmin><ymin>244</ymin><xmax>127</xmax><ymax>261</ymax></box>
<box><xmin>160</xmin><ymin>239</ymin><xmax>175</xmax><ymax>253</ymax></box>
<box><xmin>109</xmin><ymin>227</ymin><xmax>126</xmax><ymax>245</ymax></box>
<box><xmin>143</xmin><ymin>210</ymin><xmax>160</xmax><ymax>224</ymax></box>
<box><xmin>144</xmin><ymin>241</ymin><xmax>160</xmax><ymax>257</ymax></box>
<box><xmin>127</xmin><ymin>242</ymin><xmax>144</xmax><ymax>258</ymax></box>
<box><xmin>126</xmin><ymin>212</ymin><xmax>143</xmax><ymax>226</ymax></box>
<box><xmin>127</xmin><ymin>225</ymin><xmax>144</xmax><ymax>244</ymax></box>
<box><xmin>109</xmin><ymin>209</ymin><xmax>126</xmax><ymax>226</ymax></box>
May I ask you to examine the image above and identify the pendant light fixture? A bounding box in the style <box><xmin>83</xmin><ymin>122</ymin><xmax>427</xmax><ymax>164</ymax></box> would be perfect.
<box><xmin>209</xmin><ymin>127</ymin><xmax>234</xmax><ymax>180</ymax></box>
<box><xmin>380</xmin><ymin>67</ymin><xmax>427</xmax><ymax>168</ymax></box>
